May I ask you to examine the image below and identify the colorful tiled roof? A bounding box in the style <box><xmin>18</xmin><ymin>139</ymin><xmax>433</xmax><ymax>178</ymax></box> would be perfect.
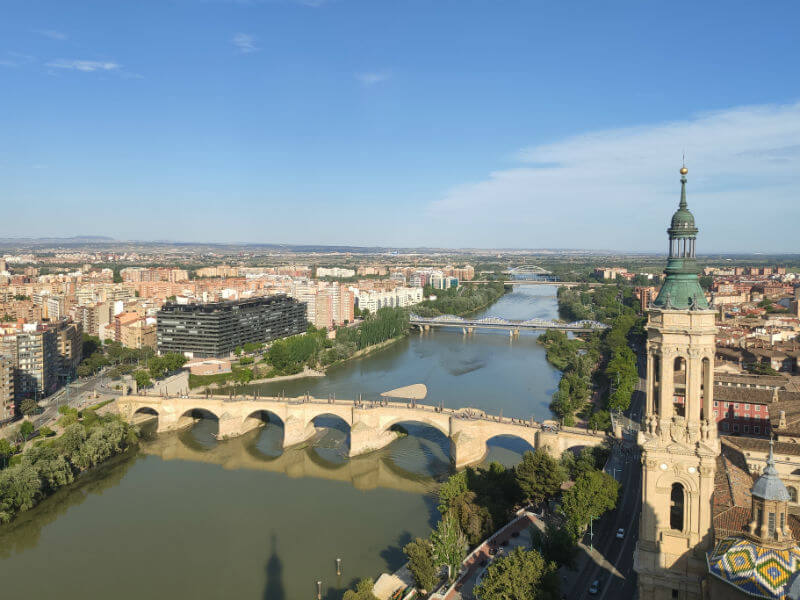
<box><xmin>707</xmin><ymin>537</ymin><xmax>800</xmax><ymax>599</ymax></box>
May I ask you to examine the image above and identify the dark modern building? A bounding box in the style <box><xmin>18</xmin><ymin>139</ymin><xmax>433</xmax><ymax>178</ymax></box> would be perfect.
<box><xmin>156</xmin><ymin>295</ymin><xmax>307</xmax><ymax>358</ymax></box>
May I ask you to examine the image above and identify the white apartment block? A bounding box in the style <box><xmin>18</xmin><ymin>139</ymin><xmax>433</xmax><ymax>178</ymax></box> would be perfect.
<box><xmin>353</xmin><ymin>287</ymin><xmax>423</xmax><ymax>313</ymax></box>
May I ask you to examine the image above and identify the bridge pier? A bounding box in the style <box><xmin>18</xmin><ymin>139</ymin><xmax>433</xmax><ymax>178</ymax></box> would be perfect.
<box><xmin>283</xmin><ymin>416</ymin><xmax>318</xmax><ymax>448</ymax></box>
<box><xmin>349</xmin><ymin>422</ymin><xmax>398</xmax><ymax>457</ymax></box>
<box><xmin>450</xmin><ymin>431</ymin><xmax>487</xmax><ymax>469</ymax></box>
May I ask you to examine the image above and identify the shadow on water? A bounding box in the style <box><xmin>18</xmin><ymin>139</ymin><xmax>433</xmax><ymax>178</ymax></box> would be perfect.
<box><xmin>263</xmin><ymin>533</ymin><xmax>285</xmax><ymax>600</ymax></box>
<box><xmin>380</xmin><ymin>530</ymin><xmax>413</xmax><ymax>567</ymax></box>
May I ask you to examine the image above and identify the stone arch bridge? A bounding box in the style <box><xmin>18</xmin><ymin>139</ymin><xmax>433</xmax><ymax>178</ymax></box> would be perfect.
<box><xmin>118</xmin><ymin>394</ymin><xmax>609</xmax><ymax>468</ymax></box>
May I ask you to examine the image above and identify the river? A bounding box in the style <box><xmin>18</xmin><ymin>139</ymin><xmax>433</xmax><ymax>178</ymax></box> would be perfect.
<box><xmin>0</xmin><ymin>285</ymin><xmax>561</xmax><ymax>600</ymax></box>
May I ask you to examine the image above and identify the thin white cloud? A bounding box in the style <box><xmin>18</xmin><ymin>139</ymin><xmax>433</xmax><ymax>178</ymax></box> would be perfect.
<box><xmin>34</xmin><ymin>29</ymin><xmax>67</xmax><ymax>40</ymax></box>
<box><xmin>232</xmin><ymin>33</ymin><xmax>258</xmax><ymax>54</ymax></box>
<box><xmin>428</xmin><ymin>101</ymin><xmax>800</xmax><ymax>252</ymax></box>
<box><xmin>0</xmin><ymin>52</ymin><xmax>36</xmax><ymax>68</ymax></box>
<box><xmin>46</xmin><ymin>59</ymin><xmax>120</xmax><ymax>72</ymax></box>
<box><xmin>356</xmin><ymin>71</ymin><xmax>389</xmax><ymax>86</ymax></box>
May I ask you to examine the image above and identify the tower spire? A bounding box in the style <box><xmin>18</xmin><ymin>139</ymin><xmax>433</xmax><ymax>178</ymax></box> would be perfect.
<box><xmin>679</xmin><ymin>163</ymin><xmax>688</xmax><ymax>209</ymax></box>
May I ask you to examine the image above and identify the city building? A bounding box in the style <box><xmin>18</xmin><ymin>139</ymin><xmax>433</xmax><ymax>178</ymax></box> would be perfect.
<box><xmin>354</xmin><ymin>287</ymin><xmax>423</xmax><ymax>313</ymax></box>
<box><xmin>315</xmin><ymin>267</ymin><xmax>356</xmax><ymax>279</ymax></box>
<box><xmin>156</xmin><ymin>295</ymin><xmax>306</xmax><ymax>358</ymax></box>
<box><xmin>0</xmin><ymin>355</ymin><xmax>14</xmax><ymax>421</ymax></box>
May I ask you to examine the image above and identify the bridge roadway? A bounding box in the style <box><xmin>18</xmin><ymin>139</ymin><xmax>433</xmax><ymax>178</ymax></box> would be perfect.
<box><xmin>465</xmin><ymin>280</ymin><xmax>602</xmax><ymax>287</ymax></box>
<box><xmin>409</xmin><ymin>315</ymin><xmax>608</xmax><ymax>334</ymax></box>
<box><xmin>118</xmin><ymin>394</ymin><xmax>608</xmax><ymax>469</ymax></box>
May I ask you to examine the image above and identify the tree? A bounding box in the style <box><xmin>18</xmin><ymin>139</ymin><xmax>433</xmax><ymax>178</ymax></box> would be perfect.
<box><xmin>0</xmin><ymin>438</ymin><xmax>14</xmax><ymax>468</ymax></box>
<box><xmin>431</xmin><ymin>515</ymin><xmax>468</xmax><ymax>583</ymax></box>
<box><xmin>588</xmin><ymin>409</ymin><xmax>611</xmax><ymax>433</ymax></box>
<box><xmin>134</xmin><ymin>370</ymin><xmax>152</xmax><ymax>389</ymax></box>
<box><xmin>473</xmin><ymin>547</ymin><xmax>559</xmax><ymax>600</ymax></box>
<box><xmin>0</xmin><ymin>463</ymin><xmax>40</xmax><ymax>522</ymax></box>
<box><xmin>39</xmin><ymin>426</ymin><xmax>54</xmax><ymax>437</ymax></box>
<box><xmin>18</xmin><ymin>421</ymin><xmax>35</xmax><ymax>441</ymax></box>
<box><xmin>342</xmin><ymin>578</ymin><xmax>379</xmax><ymax>600</ymax></box>
<box><xmin>515</xmin><ymin>450</ymin><xmax>566</xmax><ymax>506</ymax></box>
<box><xmin>403</xmin><ymin>537</ymin><xmax>438</xmax><ymax>592</ymax></box>
<box><xmin>530</xmin><ymin>522</ymin><xmax>578</xmax><ymax>568</ymax></box>
<box><xmin>560</xmin><ymin>470</ymin><xmax>619</xmax><ymax>540</ymax></box>
<box><xmin>20</xmin><ymin>398</ymin><xmax>39</xmax><ymax>416</ymax></box>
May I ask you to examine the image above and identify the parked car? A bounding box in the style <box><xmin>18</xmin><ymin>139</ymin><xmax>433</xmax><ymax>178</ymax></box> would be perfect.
<box><xmin>616</xmin><ymin>527</ymin><xmax>625</xmax><ymax>539</ymax></box>
<box><xmin>589</xmin><ymin>579</ymin><xmax>601</xmax><ymax>595</ymax></box>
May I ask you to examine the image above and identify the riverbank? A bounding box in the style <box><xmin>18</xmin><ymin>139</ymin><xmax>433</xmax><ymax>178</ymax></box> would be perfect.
<box><xmin>0</xmin><ymin>414</ymin><xmax>139</xmax><ymax>525</ymax></box>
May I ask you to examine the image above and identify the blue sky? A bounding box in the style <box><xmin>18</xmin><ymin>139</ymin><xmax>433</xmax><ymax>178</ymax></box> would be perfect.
<box><xmin>2</xmin><ymin>0</ymin><xmax>799</xmax><ymax>252</ymax></box>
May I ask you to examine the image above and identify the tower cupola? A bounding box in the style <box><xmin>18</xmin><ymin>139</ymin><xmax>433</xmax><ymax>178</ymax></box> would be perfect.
<box><xmin>653</xmin><ymin>165</ymin><xmax>709</xmax><ymax>310</ymax></box>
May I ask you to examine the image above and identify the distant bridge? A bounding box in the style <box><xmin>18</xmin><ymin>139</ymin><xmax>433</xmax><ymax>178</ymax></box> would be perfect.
<box><xmin>465</xmin><ymin>280</ymin><xmax>602</xmax><ymax>287</ymax></box>
<box><xmin>409</xmin><ymin>314</ymin><xmax>609</xmax><ymax>334</ymax></box>
<box><xmin>118</xmin><ymin>394</ymin><xmax>609</xmax><ymax>469</ymax></box>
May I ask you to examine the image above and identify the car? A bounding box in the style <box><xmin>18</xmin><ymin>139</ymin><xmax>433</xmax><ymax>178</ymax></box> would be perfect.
<box><xmin>588</xmin><ymin>580</ymin><xmax>601</xmax><ymax>595</ymax></box>
<box><xmin>616</xmin><ymin>527</ymin><xmax>625</xmax><ymax>539</ymax></box>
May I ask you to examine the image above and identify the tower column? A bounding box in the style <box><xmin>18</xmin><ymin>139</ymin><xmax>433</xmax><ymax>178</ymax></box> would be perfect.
<box><xmin>659</xmin><ymin>348</ymin><xmax>674</xmax><ymax>427</ymax></box>
<box><xmin>645</xmin><ymin>351</ymin><xmax>655</xmax><ymax>415</ymax></box>
<box><xmin>686</xmin><ymin>352</ymin><xmax>702</xmax><ymax>423</ymax></box>
<box><xmin>703</xmin><ymin>353</ymin><xmax>714</xmax><ymax>436</ymax></box>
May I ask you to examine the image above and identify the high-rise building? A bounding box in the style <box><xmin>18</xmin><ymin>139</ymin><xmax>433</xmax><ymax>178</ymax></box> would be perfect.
<box><xmin>0</xmin><ymin>355</ymin><xmax>14</xmax><ymax>421</ymax></box>
<box><xmin>156</xmin><ymin>295</ymin><xmax>306</xmax><ymax>358</ymax></box>
<box><xmin>635</xmin><ymin>166</ymin><xmax>719</xmax><ymax>600</ymax></box>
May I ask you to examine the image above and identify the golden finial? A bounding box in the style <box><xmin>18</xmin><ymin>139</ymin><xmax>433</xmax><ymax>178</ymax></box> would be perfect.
<box><xmin>680</xmin><ymin>166</ymin><xmax>688</xmax><ymax>175</ymax></box>
<box><xmin>680</xmin><ymin>153</ymin><xmax>688</xmax><ymax>175</ymax></box>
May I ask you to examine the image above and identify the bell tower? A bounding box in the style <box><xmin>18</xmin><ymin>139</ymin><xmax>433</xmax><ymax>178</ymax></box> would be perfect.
<box><xmin>635</xmin><ymin>166</ymin><xmax>719</xmax><ymax>600</ymax></box>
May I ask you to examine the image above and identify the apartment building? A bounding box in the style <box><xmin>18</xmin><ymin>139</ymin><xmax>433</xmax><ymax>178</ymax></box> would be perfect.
<box><xmin>157</xmin><ymin>295</ymin><xmax>307</xmax><ymax>358</ymax></box>
<box><xmin>0</xmin><ymin>355</ymin><xmax>14</xmax><ymax>421</ymax></box>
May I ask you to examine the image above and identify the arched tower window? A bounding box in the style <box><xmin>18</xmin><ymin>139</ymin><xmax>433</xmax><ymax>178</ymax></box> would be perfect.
<box><xmin>673</xmin><ymin>357</ymin><xmax>686</xmax><ymax>418</ymax></box>
<box><xmin>789</xmin><ymin>487</ymin><xmax>798</xmax><ymax>503</ymax></box>
<box><xmin>670</xmin><ymin>483</ymin><xmax>685</xmax><ymax>531</ymax></box>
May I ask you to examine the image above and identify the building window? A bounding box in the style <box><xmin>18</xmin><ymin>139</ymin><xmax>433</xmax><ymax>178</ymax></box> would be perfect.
<box><xmin>745</xmin><ymin>404</ymin><xmax>750</xmax><ymax>410</ymax></box>
<box><xmin>723</xmin><ymin>423</ymin><xmax>730</xmax><ymax>432</ymax></box>
<box><xmin>733</xmin><ymin>424</ymin><xmax>739</xmax><ymax>432</ymax></box>
<box><xmin>755</xmin><ymin>426</ymin><xmax>760</xmax><ymax>434</ymax></box>
<box><xmin>756</xmin><ymin>405</ymin><xmax>761</xmax><ymax>411</ymax></box>
<box><xmin>670</xmin><ymin>483</ymin><xmax>685</xmax><ymax>531</ymax></box>
<box><xmin>744</xmin><ymin>426</ymin><xmax>750</xmax><ymax>433</ymax></box>
<box><xmin>790</xmin><ymin>487</ymin><xmax>798</xmax><ymax>503</ymax></box>
<box><xmin>672</xmin><ymin>591</ymin><xmax>679</xmax><ymax>600</ymax></box>
<box><xmin>713</xmin><ymin>411</ymin><xmax>718</xmax><ymax>418</ymax></box>
<box><xmin>714</xmin><ymin>401</ymin><xmax>718</xmax><ymax>407</ymax></box>
<box><xmin>735</xmin><ymin>403</ymin><xmax>739</xmax><ymax>409</ymax></box>
<box><xmin>769</xmin><ymin>512</ymin><xmax>776</xmax><ymax>538</ymax></box>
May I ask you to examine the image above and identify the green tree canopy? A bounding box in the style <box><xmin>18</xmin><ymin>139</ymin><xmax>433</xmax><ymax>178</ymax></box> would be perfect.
<box><xmin>403</xmin><ymin>537</ymin><xmax>438</xmax><ymax>592</ymax></box>
<box><xmin>431</xmin><ymin>515</ymin><xmax>468</xmax><ymax>583</ymax></box>
<box><xmin>473</xmin><ymin>547</ymin><xmax>559</xmax><ymax>600</ymax></box>
<box><xmin>560</xmin><ymin>470</ymin><xmax>619</xmax><ymax>540</ymax></box>
<box><xmin>515</xmin><ymin>450</ymin><xmax>566</xmax><ymax>506</ymax></box>
<box><xmin>342</xmin><ymin>578</ymin><xmax>379</xmax><ymax>600</ymax></box>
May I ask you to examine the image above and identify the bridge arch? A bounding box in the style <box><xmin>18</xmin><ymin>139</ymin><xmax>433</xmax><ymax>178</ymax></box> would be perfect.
<box><xmin>484</xmin><ymin>434</ymin><xmax>537</xmax><ymax>466</ymax></box>
<box><xmin>243</xmin><ymin>409</ymin><xmax>285</xmax><ymax>430</ymax></box>
<box><xmin>380</xmin><ymin>416</ymin><xmax>450</xmax><ymax>439</ymax></box>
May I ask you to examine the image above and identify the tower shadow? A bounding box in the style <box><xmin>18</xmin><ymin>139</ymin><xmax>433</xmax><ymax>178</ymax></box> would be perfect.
<box><xmin>263</xmin><ymin>532</ymin><xmax>286</xmax><ymax>600</ymax></box>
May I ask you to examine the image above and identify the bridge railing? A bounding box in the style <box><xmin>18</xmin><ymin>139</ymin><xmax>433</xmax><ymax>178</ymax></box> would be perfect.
<box><xmin>127</xmin><ymin>392</ymin><xmax>608</xmax><ymax>439</ymax></box>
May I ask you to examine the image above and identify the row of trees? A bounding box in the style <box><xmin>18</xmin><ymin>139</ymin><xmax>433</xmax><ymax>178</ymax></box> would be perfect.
<box><xmin>78</xmin><ymin>335</ymin><xmax>155</xmax><ymax>378</ymax></box>
<box><xmin>539</xmin><ymin>330</ymin><xmax>600</xmax><ymax>426</ymax></box>
<box><xmin>0</xmin><ymin>413</ymin><xmax>139</xmax><ymax>523</ymax></box>
<box><xmin>401</xmin><ymin>448</ymin><xmax>619</xmax><ymax>598</ymax></box>
<box><xmin>546</xmin><ymin>284</ymin><xmax>643</xmax><ymax>425</ymax></box>
<box><xmin>412</xmin><ymin>283</ymin><xmax>507</xmax><ymax>318</ymax></box>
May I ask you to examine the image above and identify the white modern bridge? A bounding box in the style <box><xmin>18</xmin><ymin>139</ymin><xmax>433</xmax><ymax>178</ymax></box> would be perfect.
<box><xmin>409</xmin><ymin>314</ymin><xmax>609</xmax><ymax>334</ymax></box>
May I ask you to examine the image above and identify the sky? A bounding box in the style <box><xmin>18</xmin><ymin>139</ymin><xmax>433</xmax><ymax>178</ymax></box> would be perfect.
<box><xmin>1</xmin><ymin>0</ymin><xmax>799</xmax><ymax>252</ymax></box>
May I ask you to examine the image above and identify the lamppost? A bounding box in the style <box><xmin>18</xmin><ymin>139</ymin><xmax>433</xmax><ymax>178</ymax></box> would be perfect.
<box><xmin>589</xmin><ymin>515</ymin><xmax>597</xmax><ymax>552</ymax></box>
<box><xmin>316</xmin><ymin>580</ymin><xmax>322</xmax><ymax>600</ymax></box>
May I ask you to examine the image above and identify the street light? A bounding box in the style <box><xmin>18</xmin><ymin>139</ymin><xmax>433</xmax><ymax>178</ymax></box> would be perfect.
<box><xmin>589</xmin><ymin>515</ymin><xmax>597</xmax><ymax>552</ymax></box>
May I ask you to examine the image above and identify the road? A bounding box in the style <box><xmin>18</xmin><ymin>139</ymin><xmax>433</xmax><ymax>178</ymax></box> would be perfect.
<box><xmin>567</xmin><ymin>368</ymin><xmax>646</xmax><ymax>600</ymax></box>
<box><xmin>31</xmin><ymin>370</ymin><xmax>123</xmax><ymax>428</ymax></box>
